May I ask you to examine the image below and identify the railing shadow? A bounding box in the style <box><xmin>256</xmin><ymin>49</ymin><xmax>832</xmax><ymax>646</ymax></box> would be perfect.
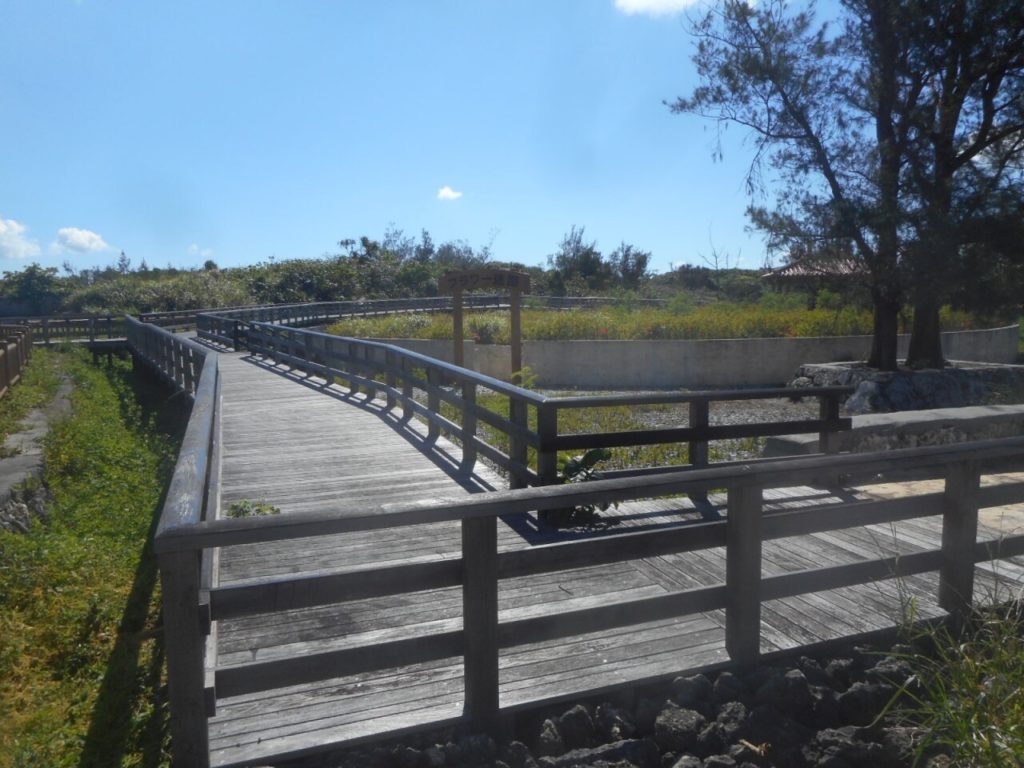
<box><xmin>77</xmin><ymin>504</ymin><xmax>168</xmax><ymax>768</ymax></box>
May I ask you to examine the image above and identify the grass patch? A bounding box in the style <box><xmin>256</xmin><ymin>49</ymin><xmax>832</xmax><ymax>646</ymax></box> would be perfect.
<box><xmin>327</xmin><ymin>305</ymin><xmax>975</xmax><ymax>343</ymax></box>
<box><xmin>887</xmin><ymin>601</ymin><xmax>1024</xmax><ymax>766</ymax></box>
<box><xmin>0</xmin><ymin>348</ymin><xmax>182</xmax><ymax>767</ymax></box>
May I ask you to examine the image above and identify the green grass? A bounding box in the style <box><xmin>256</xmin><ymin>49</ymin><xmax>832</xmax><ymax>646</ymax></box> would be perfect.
<box><xmin>0</xmin><ymin>349</ymin><xmax>180</xmax><ymax>768</ymax></box>
<box><xmin>887</xmin><ymin>601</ymin><xmax>1024</xmax><ymax>766</ymax></box>
<box><xmin>327</xmin><ymin>304</ymin><xmax>975</xmax><ymax>343</ymax></box>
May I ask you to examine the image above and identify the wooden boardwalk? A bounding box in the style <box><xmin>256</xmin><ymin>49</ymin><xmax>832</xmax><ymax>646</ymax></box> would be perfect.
<box><xmin>207</xmin><ymin>352</ymin><xmax>1024</xmax><ymax>768</ymax></box>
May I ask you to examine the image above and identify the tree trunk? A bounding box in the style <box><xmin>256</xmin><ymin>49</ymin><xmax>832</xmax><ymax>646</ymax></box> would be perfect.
<box><xmin>867</xmin><ymin>292</ymin><xmax>900</xmax><ymax>371</ymax></box>
<box><xmin>906</xmin><ymin>298</ymin><xmax>945</xmax><ymax>368</ymax></box>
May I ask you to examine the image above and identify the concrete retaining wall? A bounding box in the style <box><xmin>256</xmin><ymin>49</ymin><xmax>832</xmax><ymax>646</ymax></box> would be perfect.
<box><xmin>369</xmin><ymin>324</ymin><xmax>1019</xmax><ymax>389</ymax></box>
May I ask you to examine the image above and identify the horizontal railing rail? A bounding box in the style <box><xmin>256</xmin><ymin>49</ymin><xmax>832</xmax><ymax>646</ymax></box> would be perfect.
<box><xmin>242</xmin><ymin>323</ymin><xmax>853</xmax><ymax>491</ymax></box>
<box><xmin>0</xmin><ymin>324</ymin><xmax>33</xmax><ymax>399</ymax></box>
<box><xmin>152</xmin><ymin>434</ymin><xmax>1024</xmax><ymax>757</ymax></box>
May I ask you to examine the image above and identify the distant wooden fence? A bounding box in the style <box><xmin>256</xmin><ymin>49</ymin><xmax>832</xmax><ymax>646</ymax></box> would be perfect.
<box><xmin>0</xmin><ymin>325</ymin><xmax>32</xmax><ymax>399</ymax></box>
<box><xmin>244</xmin><ymin>322</ymin><xmax>853</xmax><ymax>490</ymax></box>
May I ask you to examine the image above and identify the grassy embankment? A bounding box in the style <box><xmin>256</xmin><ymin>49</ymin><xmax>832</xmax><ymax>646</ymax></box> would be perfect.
<box><xmin>0</xmin><ymin>348</ymin><xmax>180</xmax><ymax>768</ymax></box>
<box><xmin>327</xmin><ymin>303</ymin><xmax>974</xmax><ymax>343</ymax></box>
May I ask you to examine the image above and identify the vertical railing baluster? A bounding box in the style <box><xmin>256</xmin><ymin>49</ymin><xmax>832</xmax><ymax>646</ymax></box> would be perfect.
<box><xmin>385</xmin><ymin>350</ymin><xmax>397</xmax><ymax>411</ymax></box>
<box><xmin>401</xmin><ymin>357</ymin><xmax>414</xmax><ymax>423</ymax></box>
<box><xmin>725</xmin><ymin>483</ymin><xmax>763</xmax><ymax>667</ymax></box>
<box><xmin>536</xmin><ymin>402</ymin><xmax>558</xmax><ymax>485</ymax></box>
<box><xmin>939</xmin><ymin>461</ymin><xmax>981</xmax><ymax>619</ymax></box>
<box><xmin>427</xmin><ymin>368</ymin><xmax>441</xmax><ymax>442</ymax></box>
<box><xmin>509</xmin><ymin>397</ymin><xmax>529</xmax><ymax>490</ymax></box>
<box><xmin>461</xmin><ymin>381</ymin><xmax>477</xmax><ymax>471</ymax></box>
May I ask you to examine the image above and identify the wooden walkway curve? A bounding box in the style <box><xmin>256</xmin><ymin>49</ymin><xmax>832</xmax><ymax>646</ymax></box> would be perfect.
<box><xmin>202</xmin><ymin>350</ymin><xmax>1024</xmax><ymax>767</ymax></box>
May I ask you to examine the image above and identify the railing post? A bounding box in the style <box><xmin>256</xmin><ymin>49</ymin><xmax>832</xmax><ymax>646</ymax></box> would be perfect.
<box><xmin>688</xmin><ymin>399</ymin><xmax>710</xmax><ymax>505</ymax></box>
<box><xmin>939</xmin><ymin>461</ymin><xmax>981</xmax><ymax>619</ymax></box>
<box><xmin>509</xmin><ymin>397</ymin><xmax>529</xmax><ymax>490</ymax></box>
<box><xmin>427</xmin><ymin>369</ymin><xmax>441</xmax><ymax>442</ymax></box>
<box><xmin>461</xmin><ymin>381</ymin><xmax>478</xmax><ymax>471</ymax></box>
<box><xmin>725</xmin><ymin>484</ymin><xmax>762</xmax><ymax>667</ymax></box>
<box><xmin>819</xmin><ymin>394</ymin><xmax>841</xmax><ymax>454</ymax></box>
<box><xmin>160</xmin><ymin>550</ymin><xmax>211</xmax><ymax>768</ymax></box>
<box><xmin>462</xmin><ymin>515</ymin><xmax>499</xmax><ymax>734</ymax></box>
<box><xmin>401</xmin><ymin>358</ymin><xmax>414</xmax><ymax>423</ymax></box>
<box><xmin>346</xmin><ymin>342</ymin><xmax>359</xmax><ymax>396</ymax></box>
<box><xmin>384</xmin><ymin>350</ymin><xmax>397</xmax><ymax>411</ymax></box>
<box><xmin>363</xmin><ymin>346</ymin><xmax>377</xmax><ymax>401</ymax></box>
<box><xmin>536</xmin><ymin>403</ymin><xmax>558</xmax><ymax>486</ymax></box>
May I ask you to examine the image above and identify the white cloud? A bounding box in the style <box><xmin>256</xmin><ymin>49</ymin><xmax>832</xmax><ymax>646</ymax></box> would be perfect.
<box><xmin>53</xmin><ymin>226</ymin><xmax>110</xmax><ymax>253</ymax></box>
<box><xmin>437</xmin><ymin>185</ymin><xmax>463</xmax><ymax>201</ymax></box>
<box><xmin>188</xmin><ymin>243</ymin><xmax>214</xmax><ymax>259</ymax></box>
<box><xmin>614</xmin><ymin>0</ymin><xmax>701</xmax><ymax>16</ymax></box>
<box><xmin>0</xmin><ymin>217</ymin><xmax>42</xmax><ymax>260</ymax></box>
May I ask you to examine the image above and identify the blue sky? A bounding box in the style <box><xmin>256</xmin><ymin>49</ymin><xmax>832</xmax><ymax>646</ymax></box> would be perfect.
<box><xmin>1</xmin><ymin>0</ymin><xmax>770</xmax><ymax>275</ymax></box>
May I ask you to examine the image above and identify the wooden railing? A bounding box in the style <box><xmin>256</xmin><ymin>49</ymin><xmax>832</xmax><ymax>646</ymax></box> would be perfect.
<box><xmin>124</xmin><ymin>316</ymin><xmax>220</xmax><ymax>766</ymax></box>
<box><xmin>196</xmin><ymin>295</ymin><xmax>510</xmax><ymax>348</ymax></box>
<box><xmin>244</xmin><ymin>323</ymin><xmax>853</xmax><ymax>490</ymax></box>
<box><xmin>0</xmin><ymin>314</ymin><xmax>124</xmax><ymax>344</ymax></box>
<box><xmin>152</xmin><ymin>434</ymin><xmax>1024</xmax><ymax>765</ymax></box>
<box><xmin>0</xmin><ymin>325</ymin><xmax>32</xmax><ymax>399</ymax></box>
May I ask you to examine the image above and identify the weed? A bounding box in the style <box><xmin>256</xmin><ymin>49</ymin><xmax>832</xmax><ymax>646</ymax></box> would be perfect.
<box><xmin>881</xmin><ymin>600</ymin><xmax>1024</xmax><ymax>766</ymax></box>
<box><xmin>226</xmin><ymin>499</ymin><xmax>281</xmax><ymax>518</ymax></box>
<box><xmin>0</xmin><ymin>348</ymin><xmax>178</xmax><ymax>766</ymax></box>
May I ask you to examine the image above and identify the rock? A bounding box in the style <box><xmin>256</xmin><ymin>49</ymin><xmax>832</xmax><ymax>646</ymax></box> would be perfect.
<box><xmin>672</xmin><ymin>674</ymin><xmax>712</xmax><ymax>711</ymax></box>
<box><xmin>457</xmin><ymin>733</ymin><xmax>496</xmax><ymax>764</ymax></box>
<box><xmin>798</xmin><ymin>657</ymin><xmax>835</xmax><ymax>689</ymax></box>
<box><xmin>537</xmin><ymin>719</ymin><xmax>565</xmax><ymax>757</ymax></box>
<box><xmin>635</xmin><ymin>698</ymin><xmax>669</xmax><ymax>735</ymax></box>
<box><xmin>837</xmin><ymin>682</ymin><xmax>891</xmax><ymax>726</ymax></box>
<box><xmin>537</xmin><ymin>738</ymin><xmax>660</xmax><ymax>768</ymax></box>
<box><xmin>824</xmin><ymin>658</ymin><xmax>856</xmax><ymax>690</ymax></box>
<box><xmin>654</xmin><ymin>706</ymin><xmax>707</xmax><ymax>754</ymax></box>
<box><xmin>702</xmin><ymin>756</ymin><xmax>736</xmax><ymax>768</ymax></box>
<box><xmin>395</xmin><ymin>746</ymin><xmax>422</xmax><ymax>768</ymax></box>
<box><xmin>810</xmin><ymin>686</ymin><xmax>842</xmax><ymax>729</ymax></box>
<box><xmin>809</xmin><ymin>726</ymin><xmax>889</xmax><ymax>768</ymax></box>
<box><xmin>864</xmin><ymin>657</ymin><xmax>913</xmax><ymax>688</ymax></box>
<box><xmin>737</xmin><ymin>705</ymin><xmax>813</xmax><ymax>764</ymax></box>
<box><xmin>711</xmin><ymin>673</ymin><xmax>748</xmax><ymax>709</ymax></box>
<box><xmin>557</xmin><ymin>704</ymin><xmax>598</xmax><ymax>750</ymax></box>
<box><xmin>502</xmin><ymin>741</ymin><xmax>538</xmax><ymax>768</ymax></box>
<box><xmin>596</xmin><ymin>703</ymin><xmax>637</xmax><ymax>742</ymax></box>
<box><xmin>754</xmin><ymin>670</ymin><xmax>814</xmax><ymax>724</ymax></box>
<box><xmin>671</xmin><ymin>757</ymin><xmax>702</xmax><ymax>768</ymax></box>
<box><xmin>423</xmin><ymin>745</ymin><xmax>447</xmax><ymax>767</ymax></box>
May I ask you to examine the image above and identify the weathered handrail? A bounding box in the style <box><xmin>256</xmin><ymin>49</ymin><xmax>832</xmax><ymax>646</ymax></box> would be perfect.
<box><xmin>0</xmin><ymin>324</ymin><xmax>33</xmax><ymax>399</ymax></box>
<box><xmin>152</xmin><ymin>433</ymin><xmax>1024</xmax><ymax>758</ymax></box>
<box><xmin>243</xmin><ymin>322</ymin><xmax>853</xmax><ymax>489</ymax></box>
